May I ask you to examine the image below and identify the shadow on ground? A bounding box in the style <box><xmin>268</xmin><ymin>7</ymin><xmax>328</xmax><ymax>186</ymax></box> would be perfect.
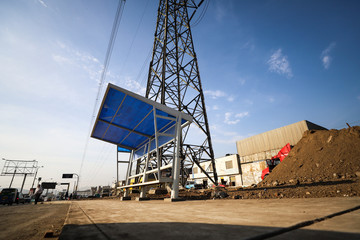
<box><xmin>59</xmin><ymin>222</ymin><xmax>360</xmax><ymax>240</ymax></box>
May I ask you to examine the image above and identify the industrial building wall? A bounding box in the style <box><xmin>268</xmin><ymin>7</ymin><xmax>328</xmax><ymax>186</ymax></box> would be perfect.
<box><xmin>191</xmin><ymin>154</ymin><xmax>241</xmax><ymax>186</ymax></box>
<box><xmin>236</xmin><ymin>120</ymin><xmax>326</xmax><ymax>163</ymax></box>
<box><xmin>236</xmin><ymin>120</ymin><xmax>326</xmax><ymax>186</ymax></box>
<box><xmin>189</xmin><ymin>120</ymin><xmax>326</xmax><ymax>187</ymax></box>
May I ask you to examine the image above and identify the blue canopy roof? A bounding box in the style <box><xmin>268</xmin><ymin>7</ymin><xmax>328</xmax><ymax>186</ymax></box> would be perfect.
<box><xmin>117</xmin><ymin>146</ymin><xmax>131</xmax><ymax>153</ymax></box>
<box><xmin>91</xmin><ymin>84</ymin><xmax>192</xmax><ymax>152</ymax></box>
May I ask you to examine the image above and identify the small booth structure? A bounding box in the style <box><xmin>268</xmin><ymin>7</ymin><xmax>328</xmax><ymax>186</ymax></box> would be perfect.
<box><xmin>91</xmin><ymin>83</ymin><xmax>193</xmax><ymax>200</ymax></box>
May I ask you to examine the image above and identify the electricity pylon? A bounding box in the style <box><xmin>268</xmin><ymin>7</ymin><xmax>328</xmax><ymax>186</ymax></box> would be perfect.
<box><xmin>146</xmin><ymin>0</ymin><xmax>218</xmax><ymax>185</ymax></box>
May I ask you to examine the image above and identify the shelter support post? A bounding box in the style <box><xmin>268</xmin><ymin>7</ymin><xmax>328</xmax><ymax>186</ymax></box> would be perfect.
<box><xmin>116</xmin><ymin>147</ymin><xmax>119</xmax><ymax>186</ymax></box>
<box><xmin>171</xmin><ymin>117</ymin><xmax>182</xmax><ymax>199</ymax></box>
<box><xmin>73</xmin><ymin>174</ymin><xmax>79</xmax><ymax>197</ymax></box>
<box><xmin>140</xmin><ymin>141</ymin><xmax>151</xmax><ymax>199</ymax></box>
<box><xmin>153</xmin><ymin>106</ymin><xmax>161</xmax><ymax>183</ymax></box>
<box><xmin>123</xmin><ymin>150</ymin><xmax>134</xmax><ymax>199</ymax></box>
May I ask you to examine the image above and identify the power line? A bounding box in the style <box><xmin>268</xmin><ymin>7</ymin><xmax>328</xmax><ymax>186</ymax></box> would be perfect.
<box><xmin>78</xmin><ymin>0</ymin><xmax>126</xmax><ymax>187</ymax></box>
<box><xmin>81</xmin><ymin>1</ymin><xmax>152</xmax><ymax>186</ymax></box>
<box><xmin>191</xmin><ymin>0</ymin><xmax>210</xmax><ymax>27</ymax></box>
<box><xmin>138</xmin><ymin>47</ymin><xmax>153</xmax><ymax>87</ymax></box>
<box><xmin>119</xmin><ymin>0</ymin><xmax>150</xmax><ymax>74</ymax></box>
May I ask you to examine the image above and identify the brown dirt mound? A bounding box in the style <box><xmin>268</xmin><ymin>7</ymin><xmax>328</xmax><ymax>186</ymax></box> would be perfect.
<box><xmin>122</xmin><ymin>127</ymin><xmax>360</xmax><ymax>200</ymax></box>
<box><xmin>260</xmin><ymin>126</ymin><xmax>360</xmax><ymax>185</ymax></box>
<box><xmin>184</xmin><ymin>126</ymin><xmax>360</xmax><ymax>200</ymax></box>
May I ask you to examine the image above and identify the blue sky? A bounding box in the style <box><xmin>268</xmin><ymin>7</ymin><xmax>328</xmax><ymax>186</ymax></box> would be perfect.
<box><xmin>0</xmin><ymin>0</ymin><xmax>359</xmax><ymax>191</ymax></box>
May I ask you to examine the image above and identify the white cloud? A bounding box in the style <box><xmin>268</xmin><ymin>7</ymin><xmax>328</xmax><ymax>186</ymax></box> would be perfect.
<box><xmin>205</xmin><ymin>90</ymin><xmax>236</xmax><ymax>102</ymax></box>
<box><xmin>213</xmin><ymin>105</ymin><xmax>219</xmax><ymax>110</ymax></box>
<box><xmin>204</xmin><ymin>90</ymin><xmax>226</xmax><ymax>99</ymax></box>
<box><xmin>227</xmin><ymin>96</ymin><xmax>235</xmax><ymax>102</ymax></box>
<box><xmin>241</xmin><ymin>40</ymin><xmax>255</xmax><ymax>51</ymax></box>
<box><xmin>235</xmin><ymin>112</ymin><xmax>249</xmax><ymax>118</ymax></box>
<box><xmin>212</xmin><ymin>134</ymin><xmax>246</xmax><ymax>145</ymax></box>
<box><xmin>52</xmin><ymin>41</ymin><xmax>103</xmax><ymax>81</ymax></box>
<box><xmin>321</xmin><ymin>42</ymin><xmax>336</xmax><ymax>69</ymax></box>
<box><xmin>267</xmin><ymin>49</ymin><xmax>293</xmax><ymax>78</ymax></box>
<box><xmin>215</xmin><ymin>3</ymin><xmax>226</xmax><ymax>22</ymax></box>
<box><xmin>238</xmin><ymin>78</ymin><xmax>246</xmax><ymax>85</ymax></box>
<box><xmin>38</xmin><ymin>0</ymin><xmax>47</xmax><ymax>8</ymax></box>
<box><xmin>123</xmin><ymin>77</ymin><xmax>146</xmax><ymax>96</ymax></box>
<box><xmin>244</xmin><ymin>99</ymin><xmax>254</xmax><ymax>105</ymax></box>
<box><xmin>52</xmin><ymin>54</ymin><xmax>72</xmax><ymax>65</ymax></box>
<box><xmin>210</xmin><ymin>124</ymin><xmax>248</xmax><ymax>145</ymax></box>
<box><xmin>52</xmin><ymin>42</ymin><xmax>145</xmax><ymax>100</ymax></box>
<box><xmin>110</xmin><ymin>75</ymin><xmax>146</xmax><ymax>96</ymax></box>
<box><xmin>224</xmin><ymin>111</ymin><xmax>249</xmax><ymax>125</ymax></box>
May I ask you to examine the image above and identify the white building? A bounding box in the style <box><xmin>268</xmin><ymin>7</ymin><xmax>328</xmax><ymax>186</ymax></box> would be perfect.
<box><xmin>191</xmin><ymin>120</ymin><xmax>327</xmax><ymax>187</ymax></box>
<box><xmin>191</xmin><ymin>154</ymin><xmax>243</xmax><ymax>187</ymax></box>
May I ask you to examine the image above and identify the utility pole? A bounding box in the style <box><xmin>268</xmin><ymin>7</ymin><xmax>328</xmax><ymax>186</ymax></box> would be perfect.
<box><xmin>146</xmin><ymin>0</ymin><xmax>218</xmax><ymax>185</ymax></box>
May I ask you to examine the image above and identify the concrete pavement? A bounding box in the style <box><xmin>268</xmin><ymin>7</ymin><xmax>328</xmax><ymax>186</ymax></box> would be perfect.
<box><xmin>59</xmin><ymin>197</ymin><xmax>360</xmax><ymax>240</ymax></box>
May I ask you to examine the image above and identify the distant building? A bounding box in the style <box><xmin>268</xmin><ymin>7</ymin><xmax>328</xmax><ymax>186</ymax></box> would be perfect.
<box><xmin>191</xmin><ymin>154</ymin><xmax>242</xmax><ymax>187</ymax></box>
<box><xmin>77</xmin><ymin>189</ymin><xmax>92</xmax><ymax>197</ymax></box>
<box><xmin>190</xmin><ymin>120</ymin><xmax>327</xmax><ymax>187</ymax></box>
<box><xmin>236</xmin><ymin>120</ymin><xmax>326</xmax><ymax>185</ymax></box>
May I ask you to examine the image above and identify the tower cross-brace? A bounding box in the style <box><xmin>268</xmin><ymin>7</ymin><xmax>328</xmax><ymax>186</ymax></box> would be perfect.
<box><xmin>146</xmin><ymin>0</ymin><xmax>218</xmax><ymax>185</ymax></box>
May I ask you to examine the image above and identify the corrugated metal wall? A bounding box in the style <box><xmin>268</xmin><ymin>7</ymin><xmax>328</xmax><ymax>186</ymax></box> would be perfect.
<box><xmin>235</xmin><ymin>120</ymin><xmax>326</xmax><ymax>185</ymax></box>
<box><xmin>236</xmin><ymin>120</ymin><xmax>326</xmax><ymax>163</ymax></box>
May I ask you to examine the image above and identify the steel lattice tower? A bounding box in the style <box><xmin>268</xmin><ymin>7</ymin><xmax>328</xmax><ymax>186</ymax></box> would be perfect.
<box><xmin>146</xmin><ymin>0</ymin><xmax>218</xmax><ymax>185</ymax></box>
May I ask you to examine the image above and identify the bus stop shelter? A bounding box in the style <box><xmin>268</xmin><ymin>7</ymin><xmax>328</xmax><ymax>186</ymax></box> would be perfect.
<box><xmin>91</xmin><ymin>83</ymin><xmax>193</xmax><ymax>199</ymax></box>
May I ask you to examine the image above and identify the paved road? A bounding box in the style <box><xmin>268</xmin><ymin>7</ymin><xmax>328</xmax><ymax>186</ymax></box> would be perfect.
<box><xmin>60</xmin><ymin>197</ymin><xmax>360</xmax><ymax>240</ymax></box>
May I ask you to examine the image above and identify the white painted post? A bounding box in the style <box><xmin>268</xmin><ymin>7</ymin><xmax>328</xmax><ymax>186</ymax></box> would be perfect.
<box><xmin>171</xmin><ymin>116</ymin><xmax>182</xmax><ymax>199</ymax></box>
<box><xmin>140</xmin><ymin>142</ymin><xmax>151</xmax><ymax>198</ymax></box>
<box><xmin>153</xmin><ymin>107</ymin><xmax>161</xmax><ymax>182</ymax></box>
<box><xmin>124</xmin><ymin>150</ymin><xmax>134</xmax><ymax>198</ymax></box>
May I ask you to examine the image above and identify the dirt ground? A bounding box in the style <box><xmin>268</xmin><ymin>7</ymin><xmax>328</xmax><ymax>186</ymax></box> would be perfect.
<box><xmin>1</xmin><ymin>127</ymin><xmax>359</xmax><ymax>239</ymax></box>
<box><xmin>60</xmin><ymin>198</ymin><xmax>360</xmax><ymax>240</ymax></box>
<box><xmin>0</xmin><ymin>197</ymin><xmax>359</xmax><ymax>240</ymax></box>
<box><xmin>0</xmin><ymin>202</ymin><xmax>70</xmax><ymax>240</ymax></box>
<box><xmin>133</xmin><ymin>178</ymin><xmax>360</xmax><ymax>201</ymax></box>
<box><xmin>144</xmin><ymin>126</ymin><xmax>360</xmax><ymax>201</ymax></box>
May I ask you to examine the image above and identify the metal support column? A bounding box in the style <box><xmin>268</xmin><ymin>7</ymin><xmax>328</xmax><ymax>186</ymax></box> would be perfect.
<box><xmin>171</xmin><ymin>116</ymin><xmax>182</xmax><ymax>199</ymax></box>
<box><xmin>140</xmin><ymin>141</ymin><xmax>151</xmax><ymax>198</ymax></box>
<box><xmin>9</xmin><ymin>169</ymin><xmax>17</xmax><ymax>188</ymax></box>
<box><xmin>123</xmin><ymin>150</ymin><xmax>134</xmax><ymax>198</ymax></box>
<box><xmin>20</xmin><ymin>173</ymin><xmax>27</xmax><ymax>193</ymax></box>
<box><xmin>116</xmin><ymin>147</ymin><xmax>119</xmax><ymax>186</ymax></box>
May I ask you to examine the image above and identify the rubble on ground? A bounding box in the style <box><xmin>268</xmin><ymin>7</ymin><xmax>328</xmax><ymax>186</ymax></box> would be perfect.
<box><xmin>128</xmin><ymin>126</ymin><xmax>360</xmax><ymax>200</ymax></box>
<box><xmin>187</xmin><ymin>126</ymin><xmax>360</xmax><ymax>200</ymax></box>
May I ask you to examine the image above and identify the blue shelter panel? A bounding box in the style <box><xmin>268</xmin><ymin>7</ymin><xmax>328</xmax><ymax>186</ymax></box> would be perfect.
<box><xmin>134</xmin><ymin>144</ymin><xmax>147</xmax><ymax>159</ymax></box>
<box><xmin>99</xmin><ymin>89</ymin><xmax>126</xmax><ymax>121</ymax></box>
<box><xmin>118</xmin><ymin>146</ymin><xmax>131</xmax><ymax>153</ymax></box>
<box><xmin>104</xmin><ymin>125</ymin><xmax>132</xmax><ymax>145</ymax></box>
<box><xmin>134</xmin><ymin>112</ymin><xmax>155</xmax><ymax>136</ymax></box>
<box><xmin>112</xmin><ymin>94</ymin><xmax>153</xmax><ymax>131</ymax></box>
<box><xmin>91</xmin><ymin>83</ymin><xmax>192</xmax><ymax>155</ymax></box>
<box><xmin>120</xmin><ymin>132</ymin><xmax>148</xmax><ymax>149</ymax></box>
<box><xmin>92</xmin><ymin>121</ymin><xmax>110</xmax><ymax>139</ymax></box>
